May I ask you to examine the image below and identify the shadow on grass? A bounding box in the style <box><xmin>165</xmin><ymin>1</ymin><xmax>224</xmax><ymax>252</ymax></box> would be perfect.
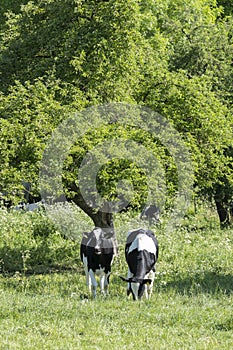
<box><xmin>164</xmin><ymin>271</ymin><xmax>233</xmax><ymax>295</ymax></box>
<box><xmin>0</xmin><ymin>241</ymin><xmax>81</xmax><ymax>276</ymax></box>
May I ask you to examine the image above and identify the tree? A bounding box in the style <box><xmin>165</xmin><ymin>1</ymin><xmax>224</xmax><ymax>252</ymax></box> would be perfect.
<box><xmin>0</xmin><ymin>0</ymin><xmax>233</xmax><ymax>228</ymax></box>
<box><xmin>0</xmin><ymin>0</ymin><xmax>146</xmax><ymax>102</ymax></box>
<box><xmin>136</xmin><ymin>0</ymin><xmax>233</xmax><ymax>226</ymax></box>
<box><xmin>0</xmin><ymin>78</ymin><xmax>86</xmax><ymax>200</ymax></box>
<box><xmin>0</xmin><ymin>0</ymin><xmax>149</xmax><ymax>230</ymax></box>
<box><xmin>217</xmin><ymin>0</ymin><xmax>233</xmax><ymax>17</ymax></box>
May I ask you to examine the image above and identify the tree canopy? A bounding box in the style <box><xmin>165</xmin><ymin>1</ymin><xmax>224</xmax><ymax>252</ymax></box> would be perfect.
<box><xmin>0</xmin><ymin>0</ymin><xmax>233</xmax><ymax>227</ymax></box>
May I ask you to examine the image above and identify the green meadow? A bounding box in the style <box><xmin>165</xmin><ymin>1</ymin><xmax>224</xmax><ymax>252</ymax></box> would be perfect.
<box><xmin>0</xmin><ymin>206</ymin><xmax>233</xmax><ymax>349</ymax></box>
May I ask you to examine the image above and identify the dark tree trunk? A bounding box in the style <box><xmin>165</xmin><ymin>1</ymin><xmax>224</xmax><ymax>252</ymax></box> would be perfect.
<box><xmin>67</xmin><ymin>181</ymin><xmax>114</xmax><ymax>233</ymax></box>
<box><xmin>214</xmin><ymin>197</ymin><xmax>230</xmax><ymax>228</ymax></box>
<box><xmin>67</xmin><ymin>182</ymin><xmax>118</xmax><ymax>255</ymax></box>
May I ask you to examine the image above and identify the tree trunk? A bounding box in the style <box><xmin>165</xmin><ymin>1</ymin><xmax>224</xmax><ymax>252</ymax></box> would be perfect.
<box><xmin>68</xmin><ymin>182</ymin><xmax>118</xmax><ymax>255</ymax></box>
<box><xmin>67</xmin><ymin>181</ymin><xmax>114</xmax><ymax>233</ymax></box>
<box><xmin>214</xmin><ymin>197</ymin><xmax>230</xmax><ymax>228</ymax></box>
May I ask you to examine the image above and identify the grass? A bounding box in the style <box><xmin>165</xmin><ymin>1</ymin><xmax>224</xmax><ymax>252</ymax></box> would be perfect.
<box><xmin>0</xmin><ymin>205</ymin><xmax>233</xmax><ymax>349</ymax></box>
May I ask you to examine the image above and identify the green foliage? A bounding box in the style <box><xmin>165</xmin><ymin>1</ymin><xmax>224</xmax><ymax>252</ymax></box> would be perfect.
<box><xmin>0</xmin><ymin>78</ymin><xmax>86</xmax><ymax>201</ymax></box>
<box><xmin>0</xmin><ymin>0</ymin><xmax>28</xmax><ymax>28</ymax></box>
<box><xmin>62</xmin><ymin>122</ymin><xmax>176</xmax><ymax>210</ymax></box>
<box><xmin>0</xmin><ymin>207</ymin><xmax>81</xmax><ymax>274</ymax></box>
<box><xmin>144</xmin><ymin>72</ymin><xmax>233</xmax><ymax>198</ymax></box>
<box><xmin>217</xmin><ymin>0</ymin><xmax>233</xmax><ymax>16</ymax></box>
<box><xmin>0</xmin><ymin>0</ymin><xmax>233</xmax><ymax>222</ymax></box>
<box><xmin>0</xmin><ymin>0</ymin><xmax>145</xmax><ymax>102</ymax></box>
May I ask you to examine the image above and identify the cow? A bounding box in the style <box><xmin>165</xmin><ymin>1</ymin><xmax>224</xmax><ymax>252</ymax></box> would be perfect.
<box><xmin>140</xmin><ymin>204</ymin><xmax>160</xmax><ymax>225</ymax></box>
<box><xmin>80</xmin><ymin>227</ymin><xmax>117</xmax><ymax>297</ymax></box>
<box><xmin>120</xmin><ymin>228</ymin><xmax>159</xmax><ymax>300</ymax></box>
<box><xmin>25</xmin><ymin>201</ymin><xmax>45</xmax><ymax>212</ymax></box>
<box><xmin>12</xmin><ymin>201</ymin><xmax>44</xmax><ymax>212</ymax></box>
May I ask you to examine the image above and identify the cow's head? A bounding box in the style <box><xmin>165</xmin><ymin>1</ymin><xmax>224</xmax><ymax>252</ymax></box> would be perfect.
<box><xmin>120</xmin><ymin>276</ymin><xmax>152</xmax><ymax>300</ymax></box>
<box><xmin>92</xmin><ymin>227</ymin><xmax>105</xmax><ymax>255</ymax></box>
<box><xmin>83</xmin><ymin>227</ymin><xmax>114</xmax><ymax>255</ymax></box>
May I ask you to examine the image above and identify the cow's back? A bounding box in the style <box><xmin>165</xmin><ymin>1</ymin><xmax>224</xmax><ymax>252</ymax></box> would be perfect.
<box><xmin>126</xmin><ymin>228</ymin><xmax>158</xmax><ymax>258</ymax></box>
<box><xmin>125</xmin><ymin>228</ymin><xmax>158</xmax><ymax>277</ymax></box>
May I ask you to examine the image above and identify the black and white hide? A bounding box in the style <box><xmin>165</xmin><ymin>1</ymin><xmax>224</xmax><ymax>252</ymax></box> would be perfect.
<box><xmin>12</xmin><ymin>201</ymin><xmax>44</xmax><ymax>212</ymax></box>
<box><xmin>121</xmin><ymin>228</ymin><xmax>159</xmax><ymax>300</ymax></box>
<box><xmin>80</xmin><ymin>227</ymin><xmax>116</xmax><ymax>297</ymax></box>
<box><xmin>140</xmin><ymin>204</ymin><xmax>160</xmax><ymax>225</ymax></box>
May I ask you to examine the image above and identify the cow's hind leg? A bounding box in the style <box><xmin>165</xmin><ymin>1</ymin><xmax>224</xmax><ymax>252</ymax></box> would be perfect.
<box><xmin>127</xmin><ymin>270</ymin><xmax>134</xmax><ymax>298</ymax></box>
<box><xmin>103</xmin><ymin>272</ymin><xmax>111</xmax><ymax>295</ymax></box>
<box><xmin>146</xmin><ymin>270</ymin><xmax>155</xmax><ymax>299</ymax></box>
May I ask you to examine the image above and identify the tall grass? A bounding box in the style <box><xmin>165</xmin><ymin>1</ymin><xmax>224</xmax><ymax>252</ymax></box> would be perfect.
<box><xmin>0</xmin><ymin>205</ymin><xmax>233</xmax><ymax>349</ymax></box>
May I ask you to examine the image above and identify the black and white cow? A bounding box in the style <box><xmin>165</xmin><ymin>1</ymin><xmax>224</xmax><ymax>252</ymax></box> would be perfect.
<box><xmin>120</xmin><ymin>228</ymin><xmax>159</xmax><ymax>300</ymax></box>
<box><xmin>12</xmin><ymin>201</ymin><xmax>45</xmax><ymax>212</ymax></box>
<box><xmin>140</xmin><ymin>204</ymin><xmax>160</xmax><ymax>225</ymax></box>
<box><xmin>80</xmin><ymin>227</ymin><xmax>117</xmax><ymax>297</ymax></box>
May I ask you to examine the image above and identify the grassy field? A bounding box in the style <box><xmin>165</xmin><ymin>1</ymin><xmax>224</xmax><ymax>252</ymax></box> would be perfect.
<box><xmin>0</xmin><ymin>205</ymin><xmax>233</xmax><ymax>349</ymax></box>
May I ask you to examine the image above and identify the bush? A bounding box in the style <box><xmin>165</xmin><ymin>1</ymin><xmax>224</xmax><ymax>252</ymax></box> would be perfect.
<box><xmin>0</xmin><ymin>207</ymin><xmax>81</xmax><ymax>274</ymax></box>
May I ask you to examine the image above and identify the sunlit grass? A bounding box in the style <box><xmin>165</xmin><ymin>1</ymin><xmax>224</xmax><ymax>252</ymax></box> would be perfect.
<box><xmin>0</xmin><ymin>206</ymin><xmax>233</xmax><ymax>349</ymax></box>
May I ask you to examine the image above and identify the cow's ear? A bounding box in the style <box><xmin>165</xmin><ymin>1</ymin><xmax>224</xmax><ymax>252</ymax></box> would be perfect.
<box><xmin>142</xmin><ymin>278</ymin><xmax>152</xmax><ymax>285</ymax></box>
<box><xmin>120</xmin><ymin>276</ymin><xmax>131</xmax><ymax>283</ymax></box>
<box><xmin>82</xmin><ymin>231</ymin><xmax>90</xmax><ymax>238</ymax></box>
